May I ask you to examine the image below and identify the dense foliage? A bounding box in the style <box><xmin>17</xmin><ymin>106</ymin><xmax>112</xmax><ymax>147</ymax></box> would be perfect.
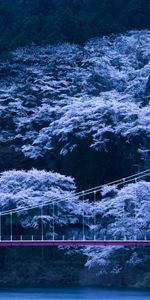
<box><xmin>0</xmin><ymin>2</ymin><xmax>150</xmax><ymax>284</ymax></box>
<box><xmin>1</xmin><ymin>169</ymin><xmax>150</xmax><ymax>288</ymax></box>
<box><xmin>0</xmin><ymin>0</ymin><xmax>150</xmax><ymax>52</ymax></box>
<box><xmin>0</xmin><ymin>169</ymin><xmax>83</xmax><ymax>240</ymax></box>
<box><xmin>0</xmin><ymin>30</ymin><xmax>149</xmax><ymax>189</ymax></box>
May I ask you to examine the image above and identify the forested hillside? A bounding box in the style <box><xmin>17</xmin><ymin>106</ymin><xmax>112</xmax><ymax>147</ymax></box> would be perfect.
<box><xmin>0</xmin><ymin>30</ymin><xmax>149</xmax><ymax>189</ymax></box>
<box><xmin>0</xmin><ymin>29</ymin><xmax>150</xmax><ymax>287</ymax></box>
<box><xmin>0</xmin><ymin>0</ymin><xmax>150</xmax><ymax>52</ymax></box>
<box><xmin>0</xmin><ymin>0</ymin><xmax>150</xmax><ymax>289</ymax></box>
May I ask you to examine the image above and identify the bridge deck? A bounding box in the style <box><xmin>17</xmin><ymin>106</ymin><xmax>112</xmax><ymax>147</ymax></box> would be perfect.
<box><xmin>0</xmin><ymin>240</ymin><xmax>150</xmax><ymax>246</ymax></box>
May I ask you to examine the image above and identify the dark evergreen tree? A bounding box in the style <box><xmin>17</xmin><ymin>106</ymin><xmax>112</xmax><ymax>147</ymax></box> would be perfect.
<box><xmin>0</xmin><ymin>0</ymin><xmax>149</xmax><ymax>52</ymax></box>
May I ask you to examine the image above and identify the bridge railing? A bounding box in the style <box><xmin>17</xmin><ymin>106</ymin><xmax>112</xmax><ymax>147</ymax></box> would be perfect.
<box><xmin>0</xmin><ymin>169</ymin><xmax>149</xmax><ymax>243</ymax></box>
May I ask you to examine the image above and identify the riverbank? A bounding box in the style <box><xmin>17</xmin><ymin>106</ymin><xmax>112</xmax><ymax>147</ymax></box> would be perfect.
<box><xmin>0</xmin><ymin>247</ymin><xmax>150</xmax><ymax>290</ymax></box>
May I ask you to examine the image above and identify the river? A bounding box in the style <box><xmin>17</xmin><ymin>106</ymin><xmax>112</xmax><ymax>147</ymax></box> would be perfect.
<box><xmin>0</xmin><ymin>288</ymin><xmax>149</xmax><ymax>299</ymax></box>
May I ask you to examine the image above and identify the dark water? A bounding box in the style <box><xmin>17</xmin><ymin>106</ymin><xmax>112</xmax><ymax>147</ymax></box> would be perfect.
<box><xmin>0</xmin><ymin>289</ymin><xmax>150</xmax><ymax>299</ymax></box>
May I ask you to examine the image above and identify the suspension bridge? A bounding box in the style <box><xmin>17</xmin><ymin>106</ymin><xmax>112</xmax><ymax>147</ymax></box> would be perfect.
<box><xmin>0</xmin><ymin>169</ymin><xmax>150</xmax><ymax>247</ymax></box>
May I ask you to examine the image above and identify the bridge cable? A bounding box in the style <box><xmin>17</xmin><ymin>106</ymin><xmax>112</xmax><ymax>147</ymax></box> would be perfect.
<box><xmin>0</xmin><ymin>169</ymin><xmax>149</xmax><ymax>216</ymax></box>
